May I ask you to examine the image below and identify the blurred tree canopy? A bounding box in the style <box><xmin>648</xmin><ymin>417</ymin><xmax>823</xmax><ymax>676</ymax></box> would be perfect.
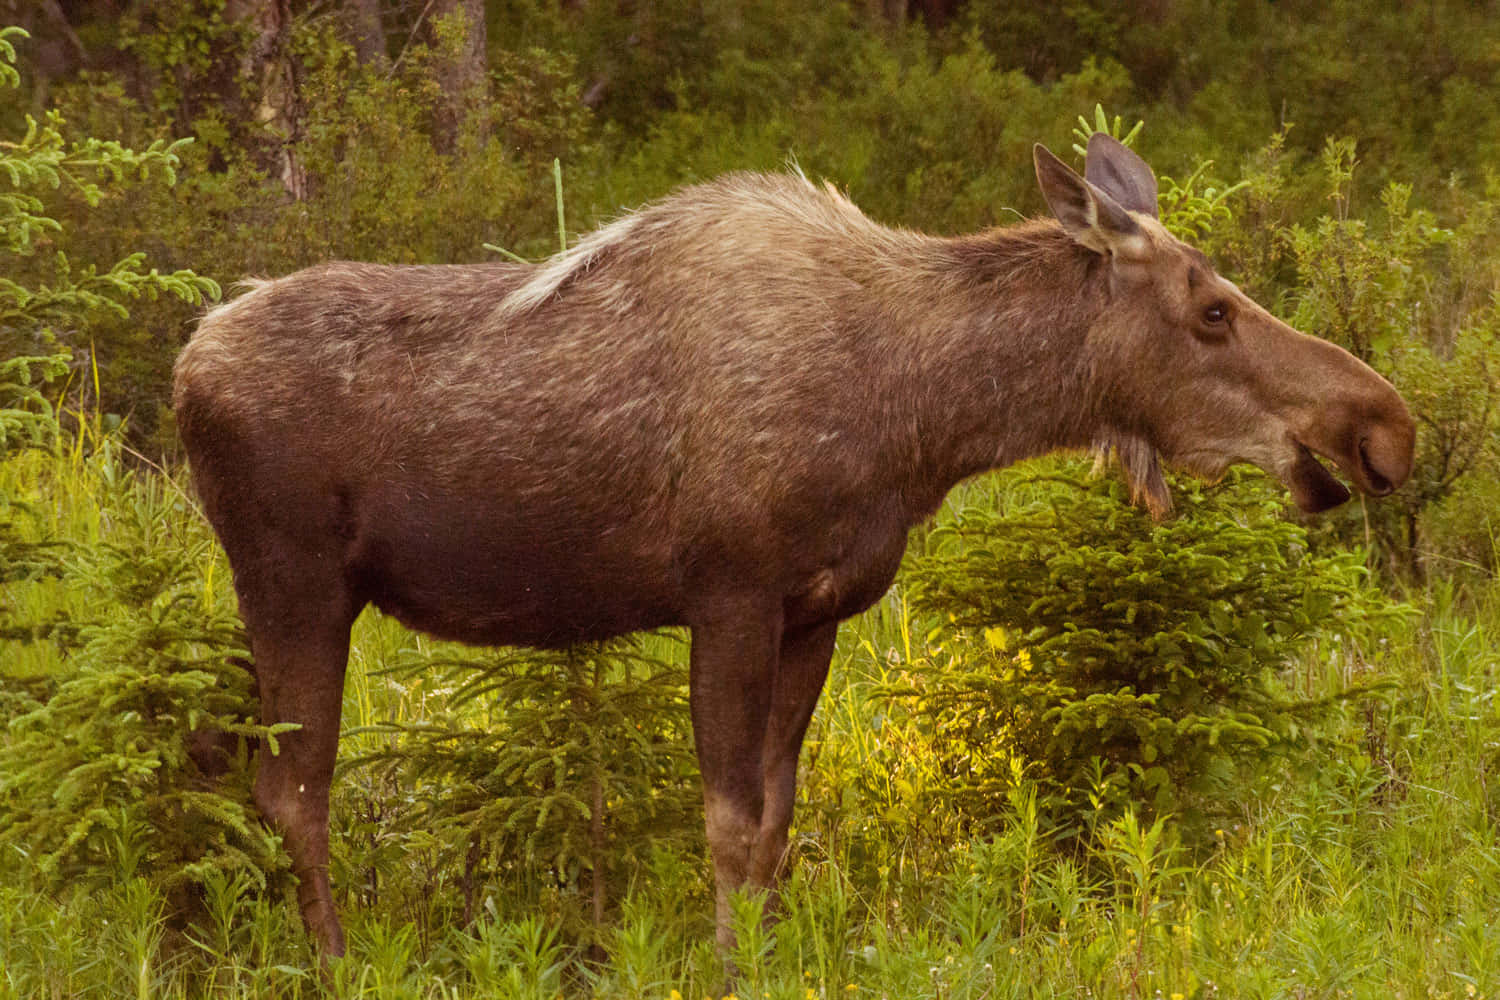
<box><xmin>4</xmin><ymin>0</ymin><xmax>1500</xmax><ymax>573</ymax></box>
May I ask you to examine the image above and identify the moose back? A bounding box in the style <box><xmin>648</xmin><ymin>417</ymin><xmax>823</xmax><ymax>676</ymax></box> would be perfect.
<box><xmin>174</xmin><ymin>136</ymin><xmax>1414</xmax><ymax>956</ymax></box>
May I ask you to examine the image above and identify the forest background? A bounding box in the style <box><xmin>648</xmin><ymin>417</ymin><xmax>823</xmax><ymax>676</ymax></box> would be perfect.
<box><xmin>6</xmin><ymin>1</ymin><xmax>1500</xmax><ymax>997</ymax></box>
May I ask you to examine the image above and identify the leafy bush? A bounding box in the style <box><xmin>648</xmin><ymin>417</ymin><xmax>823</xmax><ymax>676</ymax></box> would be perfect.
<box><xmin>1268</xmin><ymin>140</ymin><xmax>1500</xmax><ymax>580</ymax></box>
<box><xmin>0</xmin><ymin>526</ymin><xmax>281</xmax><ymax>899</ymax></box>
<box><xmin>338</xmin><ymin>636</ymin><xmax>701</xmax><ymax>947</ymax></box>
<box><xmin>1</xmin><ymin>24</ymin><xmax>277</xmax><ymax>926</ymax></box>
<box><xmin>35</xmin><ymin>17</ymin><xmax>592</xmax><ymax>451</ymax></box>
<box><xmin>0</xmin><ymin>23</ymin><xmax>216</xmax><ymax>454</ymax></box>
<box><xmin>895</xmin><ymin>461</ymin><xmax>1401</xmax><ymax>840</ymax></box>
<box><xmin>0</xmin><ymin>353</ymin><xmax>69</xmax><ymax>590</ymax></box>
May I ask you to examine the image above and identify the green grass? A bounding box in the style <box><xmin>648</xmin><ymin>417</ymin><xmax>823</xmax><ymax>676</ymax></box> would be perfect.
<box><xmin>5</xmin><ymin>434</ymin><xmax>1500</xmax><ymax>999</ymax></box>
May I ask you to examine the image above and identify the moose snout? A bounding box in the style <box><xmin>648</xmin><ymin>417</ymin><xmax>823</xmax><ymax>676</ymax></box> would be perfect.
<box><xmin>1352</xmin><ymin>406</ymin><xmax>1415</xmax><ymax>498</ymax></box>
<box><xmin>1358</xmin><ymin>439</ymin><xmax>1397</xmax><ymax>496</ymax></box>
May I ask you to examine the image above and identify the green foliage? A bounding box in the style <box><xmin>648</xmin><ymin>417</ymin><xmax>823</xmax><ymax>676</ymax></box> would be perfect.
<box><xmin>0</xmin><ymin>353</ymin><xmax>66</xmax><ymax>457</ymax></box>
<box><xmin>0</xmin><ymin>24</ymin><xmax>216</xmax><ymax>445</ymax></box>
<box><xmin>12</xmin><ymin>4</ymin><xmax>1500</xmax><ymax>994</ymax></box>
<box><xmin>278</xmin><ymin>30</ymin><xmax>590</xmax><ymax>265</ymax></box>
<box><xmin>0</xmin><ymin>353</ymin><xmax>70</xmax><ymax>590</ymax></box>
<box><xmin>0</xmin><ymin>478</ymin><xmax>285</xmax><ymax>903</ymax></box>
<box><xmin>0</xmin><ymin>24</ymin><xmax>22</xmax><ymax>90</ymax></box>
<box><xmin>1283</xmin><ymin>141</ymin><xmax>1448</xmax><ymax>363</ymax></box>
<box><xmin>0</xmin><ymin>20</ymin><xmax>215</xmax><ymax>636</ymax></box>
<box><xmin>1070</xmin><ymin>103</ymin><xmax>1143</xmax><ymax>159</ymax></box>
<box><xmin>114</xmin><ymin>0</ymin><xmax>252</xmax><ymax>124</ymax></box>
<box><xmin>30</xmin><ymin>16</ymin><xmax>589</xmax><ymax>447</ymax></box>
<box><xmin>836</xmin><ymin>45</ymin><xmax>1132</xmax><ymax>231</ymax></box>
<box><xmin>1267</xmin><ymin>140</ymin><xmax>1500</xmax><ymax>577</ymax></box>
<box><xmin>340</xmin><ymin>638</ymin><xmax>700</xmax><ymax>946</ymax></box>
<box><xmin>897</xmin><ymin>462</ymin><xmax>1399</xmax><ymax>839</ymax></box>
<box><xmin>550</xmin><ymin>0</ymin><xmax>873</xmax><ymax>134</ymax></box>
<box><xmin>0</xmin><ymin>22</ymin><xmax>217</xmax><ymax>605</ymax></box>
<box><xmin>1156</xmin><ymin>161</ymin><xmax>1248</xmax><ymax>243</ymax></box>
<box><xmin>0</xmin><ymin>100</ymin><xmax>217</xmax><ymax>345</ymax></box>
<box><xmin>0</xmin><ymin>429</ymin><xmax>305</xmax><ymax>979</ymax></box>
<box><xmin>0</xmin><ymin>24</ymin><xmax>276</xmax><ymax>947</ymax></box>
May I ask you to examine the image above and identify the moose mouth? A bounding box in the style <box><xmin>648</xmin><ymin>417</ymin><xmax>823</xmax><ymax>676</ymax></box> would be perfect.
<box><xmin>1287</xmin><ymin>442</ymin><xmax>1352</xmax><ymax>513</ymax></box>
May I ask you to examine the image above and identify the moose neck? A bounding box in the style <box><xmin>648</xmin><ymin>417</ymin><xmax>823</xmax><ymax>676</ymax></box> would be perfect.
<box><xmin>863</xmin><ymin>221</ymin><xmax>1109</xmax><ymax>512</ymax></box>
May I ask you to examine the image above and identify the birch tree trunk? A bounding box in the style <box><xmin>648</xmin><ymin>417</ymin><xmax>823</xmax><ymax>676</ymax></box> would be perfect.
<box><xmin>227</xmin><ymin>0</ymin><xmax>306</xmax><ymax>200</ymax></box>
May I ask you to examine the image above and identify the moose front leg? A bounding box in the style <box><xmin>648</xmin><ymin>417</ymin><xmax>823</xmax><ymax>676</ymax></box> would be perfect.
<box><xmin>748</xmin><ymin>619</ymin><xmax>837</xmax><ymax>888</ymax></box>
<box><xmin>688</xmin><ymin>603</ymin><xmax>783</xmax><ymax>952</ymax></box>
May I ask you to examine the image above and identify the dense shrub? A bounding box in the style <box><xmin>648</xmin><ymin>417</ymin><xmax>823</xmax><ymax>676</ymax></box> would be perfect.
<box><xmin>0</xmin><ymin>523</ymin><xmax>281</xmax><ymax>901</ymax></box>
<box><xmin>335</xmin><ymin>637</ymin><xmax>701</xmax><ymax>947</ymax></box>
<box><xmin>895</xmin><ymin>462</ymin><xmax>1402</xmax><ymax>841</ymax></box>
<box><xmin>0</xmin><ymin>24</ymin><xmax>273</xmax><ymax>921</ymax></box>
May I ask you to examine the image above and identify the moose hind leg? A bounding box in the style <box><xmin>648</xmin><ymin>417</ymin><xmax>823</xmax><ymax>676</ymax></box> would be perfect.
<box><xmin>241</xmin><ymin>591</ymin><xmax>357</xmax><ymax>958</ymax></box>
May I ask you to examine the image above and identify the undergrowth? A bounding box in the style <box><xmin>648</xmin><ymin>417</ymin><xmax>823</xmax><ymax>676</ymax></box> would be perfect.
<box><xmin>5</xmin><ymin>430</ymin><xmax>1500</xmax><ymax>999</ymax></box>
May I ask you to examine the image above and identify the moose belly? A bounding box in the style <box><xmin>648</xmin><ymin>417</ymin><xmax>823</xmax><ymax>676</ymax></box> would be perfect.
<box><xmin>349</xmin><ymin>504</ymin><xmax>682</xmax><ymax>649</ymax></box>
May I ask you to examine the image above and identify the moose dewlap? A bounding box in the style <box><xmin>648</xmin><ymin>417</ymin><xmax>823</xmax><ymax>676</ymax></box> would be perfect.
<box><xmin>173</xmin><ymin>135</ymin><xmax>1414</xmax><ymax>956</ymax></box>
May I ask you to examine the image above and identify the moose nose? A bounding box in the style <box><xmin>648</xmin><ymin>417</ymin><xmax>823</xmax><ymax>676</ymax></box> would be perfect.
<box><xmin>1358</xmin><ymin>440</ymin><xmax>1395</xmax><ymax>496</ymax></box>
<box><xmin>1357</xmin><ymin>419</ymin><xmax>1414</xmax><ymax>496</ymax></box>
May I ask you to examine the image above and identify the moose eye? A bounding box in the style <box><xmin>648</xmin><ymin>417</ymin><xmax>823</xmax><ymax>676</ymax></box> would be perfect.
<box><xmin>1200</xmin><ymin>302</ymin><xmax>1231</xmax><ymax>330</ymax></box>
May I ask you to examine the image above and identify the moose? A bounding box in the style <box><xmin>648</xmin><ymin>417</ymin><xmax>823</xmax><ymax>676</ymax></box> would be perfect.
<box><xmin>174</xmin><ymin>135</ymin><xmax>1414</xmax><ymax>957</ymax></box>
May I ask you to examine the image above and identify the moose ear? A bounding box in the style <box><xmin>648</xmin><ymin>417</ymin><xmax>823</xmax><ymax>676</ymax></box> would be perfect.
<box><xmin>1034</xmin><ymin>143</ymin><xmax>1145</xmax><ymax>258</ymax></box>
<box><xmin>1084</xmin><ymin>133</ymin><xmax>1159</xmax><ymax>218</ymax></box>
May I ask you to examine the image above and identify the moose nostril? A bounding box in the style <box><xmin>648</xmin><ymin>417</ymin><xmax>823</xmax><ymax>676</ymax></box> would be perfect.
<box><xmin>1359</xmin><ymin>439</ymin><xmax>1395</xmax><ymax>496</ymax></box>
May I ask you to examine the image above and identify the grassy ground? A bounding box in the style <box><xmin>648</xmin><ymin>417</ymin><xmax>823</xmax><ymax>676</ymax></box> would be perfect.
<box><xmin>4</xmin><ymin>435</ymin><xmax>1500</xmax><ymax>999</ymax></box>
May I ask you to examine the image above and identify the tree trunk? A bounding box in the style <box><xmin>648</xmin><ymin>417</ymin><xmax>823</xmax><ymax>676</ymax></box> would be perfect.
<box><xmin>345</xmin><ymin>0</ymin><xmax>387</xmax><ymax>68</ymax></box>
<box><xmin>913</xmin><ymin>0</ymin><xmax>962</xmax><ymax>29</ymax></box>
<box><xmin>227</xmin><ymin>0</ymin><xmax>306</xmax><ymax>200</ymax></box>
<box><xmin>424</xmin><ymin>0</ymin><xmax>489</xmax><ymax>151</ymax></box>
<box><xmin>0</xmin><ymin>0</ymin><xmax>87</xmax><ymax>105</ymax></box>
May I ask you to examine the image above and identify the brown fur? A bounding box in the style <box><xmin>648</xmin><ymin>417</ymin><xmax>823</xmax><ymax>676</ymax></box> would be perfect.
<box><xmin>174</xmin><ymin>145</ymin><xmax>1414</xmax><ymax>957</ymax></box>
